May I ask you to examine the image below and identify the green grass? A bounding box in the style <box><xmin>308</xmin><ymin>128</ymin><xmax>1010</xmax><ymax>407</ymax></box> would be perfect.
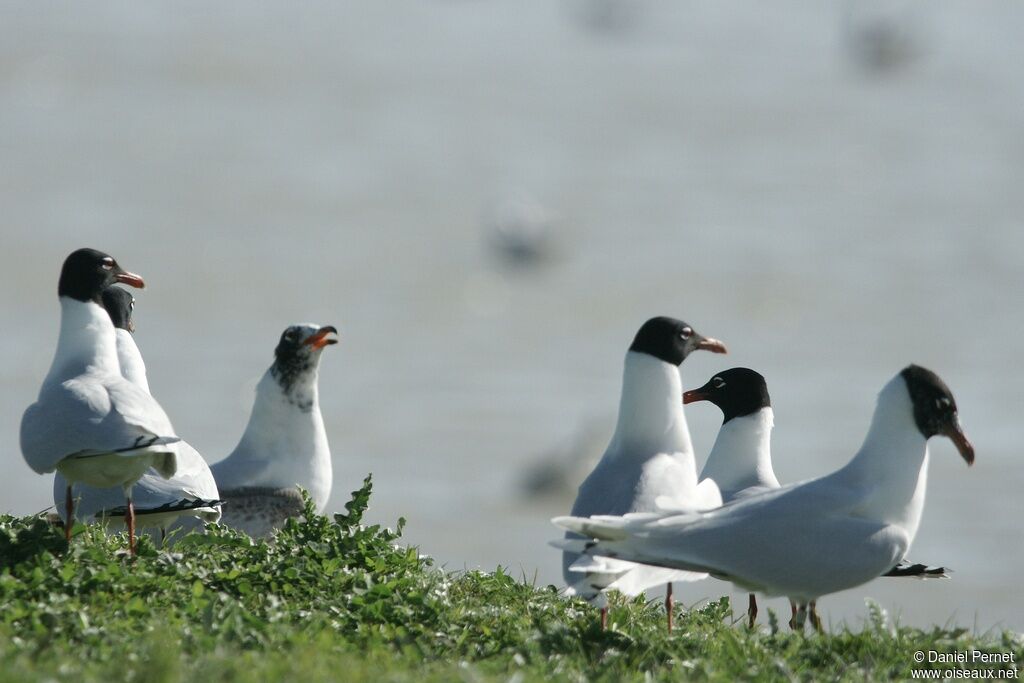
<box><xmin>1</xmin><ymin>476</ymin><xmax>1020</xmax><ymax>682</ymax></box>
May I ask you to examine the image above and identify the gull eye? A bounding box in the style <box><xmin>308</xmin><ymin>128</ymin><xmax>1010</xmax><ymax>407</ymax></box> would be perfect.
<box><xmin>284</xmin><ymin>330</ymin><xmax>297</xmax><ymax>342</ymax></box>
<box><xmin>680</xmin><ymin>327</ymin><xmax>693</xmax><ymax>340</ymax></box>
<box><xmin>101</xmin><ymin>257</ymin><xmax>114</xmax><ymax>271</ymax></box>
<box><xmin>712</xmin><ymin>377</ymin><xmax>725</xmax><ymax>389</ymax></box>
<box><xmin>129</xmin><ymin>300</ymin><xmax>135</xmax><ymax>310</ymax></box>
<box><xmin>935</xmin><ymin>397</ymin><xmax>952</xmax><ymax>411</ymax></box>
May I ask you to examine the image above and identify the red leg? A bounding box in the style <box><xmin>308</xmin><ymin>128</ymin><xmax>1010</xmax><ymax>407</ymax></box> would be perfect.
<box><xmin>665</xmin><ymin>583</ymin><xmax>674</xmax><ymax>633</ymax></box>
<box><xmin>125</xmin><ymin>498</ymin><xmax>136</xmax><ymax>557</ymax></box>
<box><xmin>792</xmin><ymin>603</ymin><xmax>807</xmax><ymax>632</ymax></box>
<box><xmin>788</xmin><ymin>600</ymin><xmax>797</xmax><ymax>630</ymax></box>
<box><xmin>65</xmin><ymin>485</ymin><xmax>73</xmax><ymax>543</ymax></box>
<box><xmin>809</xmin><ymin>600</ymin><xmax>822</xmax><ymax>633</ymax></box>
<box><xmin>600</xmin><ymin>606</ymin><xmax>608</xmax><ymax>631</ymax></box>
<box><xmin>748</xmin><ymin>593</ymin><xmax>758</xmax><ymax>629</ymax></box>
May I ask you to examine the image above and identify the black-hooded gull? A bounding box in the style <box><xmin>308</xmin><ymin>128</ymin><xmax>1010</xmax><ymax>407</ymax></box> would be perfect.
<box><xmin>555</xmin><ymin>365</ymin><xmax>973</xmax><ymax>632</ymax></box>
<box><xmin>562</xmin><ymin>316</ymin><xmax>727</xmax><ymax>631</ymax></box>
<box><xmin>53</xmin><ymin>286</ymin><xmax>222</xmax><ymax>542</ymax></box>
<box><xmin>684</xmin><ymin>367</ymin><xmax>950</xmax><ymax>630</ymax></box>
<box><xmin>20</xmin><ymin>249</ymin><xmax>180</xmax><ymax>556</ymax></box>
<box><xmin>209</xmin><ymin>323</ymin><xmax>337</xmax><ymax>538</ymax></box>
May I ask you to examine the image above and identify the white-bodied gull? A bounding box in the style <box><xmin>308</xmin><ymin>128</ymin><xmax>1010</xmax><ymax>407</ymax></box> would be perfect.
<box><xmin>210</xmin><ymin>323</ymin><xmax>337</xmax><ymax>538</ymax></box>
<box><xmin>53</xmin><ymin>286</ymin><xmax>222</xmax><ymax>541</ymax></box>
<box><xmin>20</xmin><ymin>249</ymin><xmax>180</xmax><ymax>556</ymax></box>
<box><xmin>563</xmin><ymin>316</ymin><xmax>727</xmax><ymax>631</ymax></box>
<box><xmin>685</xmin><ymin>367</ymin><xmax>949</xmax><ymax>630</ymax></box>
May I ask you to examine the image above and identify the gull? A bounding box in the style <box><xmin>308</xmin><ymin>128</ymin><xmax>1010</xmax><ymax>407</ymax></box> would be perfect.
<box><xmin>53</xmin><ymin>286</ymin><xmax>223</xmax><ymax>542</ymax></box>
<box><xmin>563</xmin><ymin>316</ymin><xmax>727</xmax><ymax>631</ymax></box>
<box><xmin>210</xmin><ymin>323</ymin><xmax>337</xmax><ymax>538</ymax></box>
<box><xmin>685</xmin><ymin>367</ymin><xmax>950</xmax><ymax>629</ymax></box>
<box><xmin>20</xmin><ymin>249</ymin><xmax>180</xmax><ymax>556</ymax></box>
<box><xmin>555</xmin><ymin>364</ymin><xmax>974</xmax><ymax>632</ymax></box>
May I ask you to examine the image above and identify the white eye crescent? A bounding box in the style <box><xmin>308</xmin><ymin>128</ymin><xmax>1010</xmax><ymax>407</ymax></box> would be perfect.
<box><xmin>936</xmin><ymin>397</ymin><xmax>951</xmax><ymax>410</ymax></box>
<box><xmin>712</xmin><ymin>377</ymin><xmax>725</xmax><ymax>389</ymax></box>
<box><xmin>680</xmin><ymin>327</ymin><xmax>693</xmax><ymax>340</ymax></box>
<box><xmin>101</xmin><ymin>257</ymin><xmax>114</xmax><ymax>271</ymax></box>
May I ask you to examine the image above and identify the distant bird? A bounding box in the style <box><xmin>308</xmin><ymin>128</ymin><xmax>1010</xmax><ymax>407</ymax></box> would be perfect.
<box><xmin>210</xmin><ymin>324</ymin><xmax>337</xmax><ymax>538</ymax></box>
<box><xmin>572</xmin><ymin>0</ymin><xmax>643</xmax><ymax>35</ymax></box>
<box><xmin>686</xmin><ymin>367</ymin><xmax>949</xmax><ymax>630</ymax></box>
<box><xmin>20</xmin><ymin>249</ymin><xmax>180</xmax><ymax>556</ymax></box>
<box><xmin>556</xmin><ymin>365</ymin><xmax>974</xmax><ymax>632</ymax></box>
<box><xmin>483</xmin><ymin>193</ymin><xmax>555</xmax><ymax>268</ymax></box>
<box><xmin>842</xmin><ymin>1</ymin><xmax>923</xmax><ymax>74</ymax></box>
<box><xmin>563</xmin><ymin>316</ymin><xmax>727</xmax><ymax>631</ymax></box>
<box><xmin>53</xmin><ymin>286</ymin><xmax>222</xmax><ymax>542</ymax></box>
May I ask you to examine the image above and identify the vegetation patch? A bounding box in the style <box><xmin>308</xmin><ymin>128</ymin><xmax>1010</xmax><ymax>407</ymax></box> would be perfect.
<box><xmin>1</xmin><ymin>476</ymin><xmax>1019</xmax><ymax>682</ymax></box>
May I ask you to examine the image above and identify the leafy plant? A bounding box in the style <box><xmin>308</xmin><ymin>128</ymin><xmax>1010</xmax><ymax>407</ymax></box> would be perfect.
<box><xmin>0</xmin><ymin>476</ymin><xmax>1019</xmax><ymax>682</ymax></box>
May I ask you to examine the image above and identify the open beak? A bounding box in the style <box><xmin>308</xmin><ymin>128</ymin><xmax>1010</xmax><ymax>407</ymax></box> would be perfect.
<box><xmin>941</xmin><ymin>418</ymin><xmax>975</xmax><ymax>466</ymax></box>
<box><xmin>695</xmin><ymin>336</ymin><xmax>728</xmax><ymax>354</ymax></box>
<box><xmin>114</xmin><ymin>269</ymin><xmax>145</xmax><ymax>289</ymax></box>
<box><xmin>683</xmin><ymin>389</ymin><xmax>710</xmax><ymax>405</ymax></box>
<box><xmin>304</xmin><ymin>325</ymin><xmax>339</xmax><ymax>350</ymax></box>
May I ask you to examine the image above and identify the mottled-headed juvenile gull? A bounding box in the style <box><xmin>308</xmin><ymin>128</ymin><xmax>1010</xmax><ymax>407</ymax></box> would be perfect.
<box><xmin>556</xmin><ymin>365</ymin><xmax>973</xmax><ymax>632</ymax></box>
<box><xmin>210</xmin><ymin>323</ymin><xmax>337</xmax><ymax>538</ymax></box>
<box><xmin>563</xmin><ymin>316</ymin><xmax>727</xmax><ymax>631</ymax></box>
<box><xmin>20</xmin><ymin>249</ymin><xmax>180</xmax><ymax>555</ymax></box>
<box><xmin>685</xmin><ymin>367</ymin><xmax>948</xmax><ymax>629</ymax></box>
<box><xmin>54</xmin><ymin>286</ymin><xmax>222</xmax><ymax>541</ymax></box>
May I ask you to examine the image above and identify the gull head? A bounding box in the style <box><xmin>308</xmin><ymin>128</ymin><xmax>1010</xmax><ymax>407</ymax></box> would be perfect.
<box><xmin>101</xmin><ymin>286</ymin><xmax>137</xmax><ymax>334</ymax></box>
<box><xmin>270</xmin><ymin>323</ymin><xmax>339</xmax><ymax>395</ymax></box>
<box><xmin>683</xmin><ymin>367</ymin><xmax>770</xmax><ymax>423</ymax></box>
<box><xmin>58</xmin><ymin>248</ymin><xmax>145</xmax><ymax>303</ymax></box>
<box><xmin>900</xmin><ymin>364</ymin><xmax>974</xmax><ymax>466</ymax></box>
<box><xmin>628</xmin><ymin>316</ymin><xmax>727</xmax><ymax>367</ymax></box>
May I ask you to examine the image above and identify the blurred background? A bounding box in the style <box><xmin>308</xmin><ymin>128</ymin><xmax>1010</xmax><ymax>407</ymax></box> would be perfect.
<box><xmin>1</xmin><ymin>1</ymin><xmax>1021</xmax><ymax>631</ymax></box>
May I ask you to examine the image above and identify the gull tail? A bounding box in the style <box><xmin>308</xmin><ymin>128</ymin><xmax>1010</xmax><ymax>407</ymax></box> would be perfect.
<box><xmin>553</xmin><ymin>512</ymin><xmax>678</xmax><ymax>540</ymax></box>
<box><xmin>883</xmin><ymin>561</ymin><xmax>951</xmax><ymax>579</ymax></box>
<box><xmin>554</xmin><ymin>514</ymin><xmax>711</xmax><ymax>590</ymax></box>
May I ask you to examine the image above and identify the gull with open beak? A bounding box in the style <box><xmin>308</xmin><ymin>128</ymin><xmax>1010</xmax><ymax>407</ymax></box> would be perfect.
<box><xmin>20</xmin><ymin>248</ymin><xmax>180</xmax><ymax>556</ymax></box>
<box><xmin>210</xmin><ymin>323</ymin><xmax>339</xmax><ymax>538</ymax></box>
<box><xmin>555</xmin><ymin>365</ymin><xmax>974</xmax><ymax>633</ymax></box>
<box><xmin>561</xmin><ymin>316</ymin><xmax>728</xmax><ymax>632</ymax></box>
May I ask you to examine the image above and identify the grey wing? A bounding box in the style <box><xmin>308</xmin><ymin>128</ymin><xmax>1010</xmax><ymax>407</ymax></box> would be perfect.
<box><xmin>217</xmin><ymin>487</ymin><xmax>305</xmax><ymax>538</ymax></box>
<box><xmin>581</xmin><ymin>493</ymin><xmax>908</xmax><ymax>597</ymax></box>
<box><xmin>563</xmin><ymin>461</ymin><xmax>640</xmax><ymax>584</ymax></box>
<box><xmin>562</xmin><ymin>457</ymin><xmax>704</xmax><ymax>592</ymax></box>
<box><xmin>22</xmin><ymin>376</ymin><xmax>178</xmax><ymax>473</ymax></box>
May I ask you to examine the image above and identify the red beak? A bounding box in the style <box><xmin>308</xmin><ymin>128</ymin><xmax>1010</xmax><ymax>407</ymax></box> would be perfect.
<box><xmin>696</xmin><ymin>336</ymin><xmax>728</xmax><ymax>354</ymax></box>
<box><xmin>942</xmin><ymin>420</ymin><xmax>975</xmax><ymax>466</ymax></box>
<box><xmin>683</xmin><ymin>389</ymin><xmax>709</xmax><ymax>405</ymax></box>
<box><xmin>303</xmin><ymin>325</ymin><xmax>339</xmax><ymax>350</ymax></box>
<box><xmin>114</xmin><ymin>270</ymin><xmax>145</xmax><ymax>289</ymax></box>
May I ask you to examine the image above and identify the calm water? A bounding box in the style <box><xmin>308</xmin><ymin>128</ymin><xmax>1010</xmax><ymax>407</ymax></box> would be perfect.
<box><xmin>1</xmin><ymin>1</ymin><xmax>1021</xmax><ymax>631</ymax></box>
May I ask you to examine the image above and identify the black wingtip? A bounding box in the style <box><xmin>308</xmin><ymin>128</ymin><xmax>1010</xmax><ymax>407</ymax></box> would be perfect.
<box><xmin>100</xmin><ymin>498</ymin><xmax>225</xmax><ymax>518</ymax></box>
<box><xmin>883</xmin><ymin>562</ymin><xmax>951</xmax><ymax>578</ymax></box>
